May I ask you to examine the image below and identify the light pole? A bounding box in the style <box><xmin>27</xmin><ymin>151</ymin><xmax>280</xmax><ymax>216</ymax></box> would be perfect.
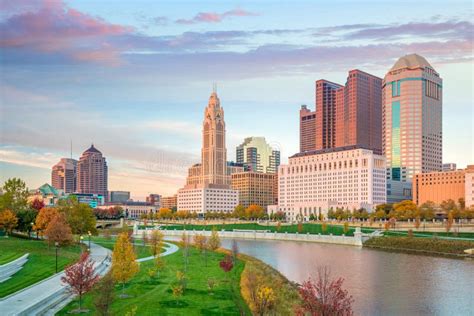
<box><xmin>30</xmin><ymin>222</ymin><xmax>34</xmax><ymax>239</ymax></box>
<box><xmin>55</xmin><ymin>241</ymin><xmax>59</xmax><ymax>273</ymax></box>
<box><xmin>88</xmin><ymin>231</ymin><xmax>91</xmax><ymax>252</ymax></box>
<box><xmin>80</xmin><ymin>235</ymin><xmax>84</xmax><ymax>254</ymax></box>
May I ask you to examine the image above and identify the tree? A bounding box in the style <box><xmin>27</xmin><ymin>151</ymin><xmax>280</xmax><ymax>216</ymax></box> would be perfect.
<box><xmin>343</xmin><ymin>222</ymin><xmax>349</xmax><ymax>235</ymax></box>
<box><xmin>61</xmin><ymin>252</ymin><xmax>100</xmax><ymax>312</ymax></box>
<box><xmin>297</xmin><ymin>222</ymin><xmax>303</xmax><ymax>233</ymax></box>
<box><xmin>157</xmin><ymin>208</ymin><xmax>172</xmax><ymax>220</ymax></box>
<box><xmin>61</xmin><ymin>201</ymin><xmax>97</xmax><ymax>236</ymax></box>
<box><xmin>321</xmin><ymin>222</ymin><xmax>327</xmax><ymax>234</ymax></box>
<box><xmin>458</xmin><ymin>198</ymin><xmax>466</xmax><ymax>210</ymax></box>
<box><xmin>171</xmin><ymin>284</ymin><xmax>184</xmax><ymax>305</ymax></box>
<box><xmin>0</xmin><ymin>178</ymin><xmax>29</xmax><ymax>212</ymax></box>
<box><xmin>111</xmin><ymin>233</ymin><xmax>139</xmax><ymax>296</ymax></box>
<box><xmin>30</xmin><ymin>198</ymin><xmax>45</xmax><ymax>211</ymax></box>
<box><xmin>193</xmin><ymin>234</ymin><xmax>207</xmax><ymax>252</ymax></box>
<box><xmin>414</xmin><ymin>216</ymin><xmax>421</xmax><ymax>230</ymax></box>
<box><xmin>93</xmin><ymin>273</ymin><xmax>115</xmax><ymax>316</ymax></box>
<box><xmin>15</xmin><ymin>209</ymin><xmax>37</xmax><ymax>237</ymax></box>
<box><xmin>233</xmin><ymin>205</ymin><xmax>246</xmax><ymax>219</ymax></box>
<box><xmin>441</xmin><ymin>199</ymin><xmax>457</xmax><ymax>213</ymax></box>
<box><xmin>0</xmin><ymin>209</ymin><xmax>18</xmax><ymax>235</ymax></box>
<box><xmin>446</xmin><ymin>211</ymin><xmax>454</xmax><ymax>233</ymax></box>
<box><xmin>296</xmin><ymin>267</ymin><xmax>354</xmax><ymax>316</ymax></box>
<box><xmin>44</xmin><ymin>213</ymin><xmax>73</xmax><ymax>247</ymax></box>
<box><xmin>219</xmin><ymin>255</ymin><xmax>234</xmax><ymax>280</ymax></box>
<box><xmin>149</xmin><ymin>230</ymin><xmax>164</xmax><ymax>257</ymax></box>
<box><xmin>231</xmin><ymin>240</ymin><xmax>239</xmax><ymax>264</ymax></box>
<box><xmin>256</xmin><ymin>286</ymin><xmax>275</xmax><ymax>316</ymax></box>
<box><xmin>34</xmin><ymin>207</ymin><xmax>59</xmax><ymax>236</ymax></box>
<box><xmin>208</xmin><ymin>228</ymin><xmax>221</xmax><ymax>250</ymax></box>
<box><xmin>246</xmin><ymin>204</ymin><xmax>265</xmax><ymax>220</ymax></box>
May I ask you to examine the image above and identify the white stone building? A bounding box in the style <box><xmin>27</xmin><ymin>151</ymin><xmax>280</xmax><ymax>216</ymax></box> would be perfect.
<box><xmin>270</xmin><ymin>146</ymin><xmax>386</xmax><ymax>221</ymax></box>
<box><xmin>177</xmin><ymin>187</ymin><xmax>238</xmax><ymax>214</ymax></box>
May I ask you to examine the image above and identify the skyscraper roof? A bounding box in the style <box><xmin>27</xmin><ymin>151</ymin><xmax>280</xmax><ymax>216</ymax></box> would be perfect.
<box><xmin>390</xmin><ymin>54</ymin><xmax>433</xmax><ymax>71</ymax></box>
<box><xmin>83</xmin><ymin>144</ymin><xmax>102</xmax><ymax>154</ymax></box>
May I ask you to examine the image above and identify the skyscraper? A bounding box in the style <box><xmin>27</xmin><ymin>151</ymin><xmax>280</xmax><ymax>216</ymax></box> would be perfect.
<box><xmin>77</xmin><ymin>144</ymin><xmax>108</xmax><ymax>201</ymax></box>
<box><xmin>178</xmin><ymin>91</ymin><xmax>239</xmax><ymax>214</ymax></box>
<box><xmin>51</xmin><ymin>158</ymin><xmax>77</xmax><ymax>193</ymax></box>
<box><xmin>336</xmin><ymin>70</ymin><xmax>382</xmax><ymax>154</ymax></box>
<box><xmin>201</xmin><ymin>91</ymin><xmax>228</xmax><ymax>187</ymax></box>
<box><xmin>299</xmin><ymin>105</ymin><xmax>316</xmax><ymax>152</ymax></box>
<box><xmin>300</xmin><ymin>71</ymin><xmax>382</xmax><ymax>154</ymax></box>
<box><xmin>383</xmin><ymin>54</ymin><xmax>442</xmax><ymax>202</ymax></box>
<box><xmin>236</xmin><ymin>137</ymin><xmax>280</xmax><ymax>174</ymax></box>
<box><xmin>315</xmin><ymin>80</ymin><xmax>343</xmax><ymax>150</ymax></box>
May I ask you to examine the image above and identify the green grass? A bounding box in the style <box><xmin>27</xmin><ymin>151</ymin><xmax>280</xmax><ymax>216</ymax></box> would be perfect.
<box><xmin>364</xmin><ymin>236</ymin><xmax>474</xmax><ymax>256</ymax></box>
<box><xmin>382</xmin><ymin>230</ymin><xmax>474</xmax><ymax>240</ymax></box>
<box><xmin>0</xmin><ymin>237</ymin><xmax>82</xmax><ymax>298</ymax></box>
<box><xmin>58</xmin><ymin>246</ymin><xmax>251</xmax><ymax>315</ymax></box>
<box><xmin>90</xmin><ymin>236</ymin><xmax>163</xmax><ymax>259</ymax></box>
<box><xmin>0</xmin><ymin>251</ymin><xmax>24</xmax><ymax>265</ymax></box>
<box><xmin>163</xmin><ymin>222</ymin><xmax>356</xmax><ymax>236</ymax></box>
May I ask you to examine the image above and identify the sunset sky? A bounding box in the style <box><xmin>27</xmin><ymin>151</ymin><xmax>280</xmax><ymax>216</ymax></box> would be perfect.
<box><xmin>1</xmin><ymin>0</ymin><xmax>473</xmax><ymax>199</ymax></box>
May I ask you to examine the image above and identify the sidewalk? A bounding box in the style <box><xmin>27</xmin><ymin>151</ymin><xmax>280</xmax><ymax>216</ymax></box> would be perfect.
<box><xmin>0</xmin><ymin>242</ymin><xmax>111</xmax><ymax>316</ymax></box>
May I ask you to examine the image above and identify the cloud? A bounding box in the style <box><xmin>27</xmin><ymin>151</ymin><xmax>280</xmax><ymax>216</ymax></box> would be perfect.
<box><xmin>0</xmin><ymin>0</ymin><xmax>132</xmax><ymax>64</ymax></box>
<box><xmin>175</xmin><ymin>8</ymin><xmax>258</xmax><ymax>24</ymax></box>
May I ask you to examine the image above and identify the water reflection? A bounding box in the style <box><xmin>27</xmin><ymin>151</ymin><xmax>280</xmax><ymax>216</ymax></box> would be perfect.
<box><xmin>166</xmin><ymin>236</ymin><xmax>474</xmax><ymax>315</ymax></box>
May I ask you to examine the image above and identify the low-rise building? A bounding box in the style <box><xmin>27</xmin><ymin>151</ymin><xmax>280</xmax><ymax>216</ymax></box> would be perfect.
<box><xmin>231</xmin><ymin>172</ymin><xmax>277</xmax><ymax>209</ymax></box>
<box><xmin>161</xmin><ymin>195</ymin><xmax>177</xmax><ymax>210</ymax></box>
<box><xmin>270</xmin><ymin>146</ymin><xmax>386</xmax><ymax>221</ymax></box>
<box><xmin>146</xmin><ymin>194</ymin><xmax>161</xmax><ymax>206</ymax></box>
<box><xmin>29</xmin><ymin>183</ymin><xmax>64</xmax><ymax>206</ymax></box>
<box><xmin>69</xmin><ymin>193</ymin><xmax>105</xmax><ymax>208</ymax></box>
<box><xmin>413</xmin><ymin>165</ymin><xmax>474</xmax><ymax>206</ymax></box>
<box><xmin>120</xmin><ymin>201</ymin><xmax>158</xmax><ymax>219</ymax></box>
<box><xmin>177</xmin><ymin>187</ymin><xmax>238</xmax><ymax>214</ymax></box>
<box><xmin>110</xmin><ymin>191</ymin><xmax>130</xmax><ymax>203</ymax></box>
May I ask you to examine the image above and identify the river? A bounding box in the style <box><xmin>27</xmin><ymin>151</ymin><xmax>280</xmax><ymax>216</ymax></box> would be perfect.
<box><xmin>168</xmin><ymin>236</ymin><xmax>474</xmax><ymax>315</ymax></box>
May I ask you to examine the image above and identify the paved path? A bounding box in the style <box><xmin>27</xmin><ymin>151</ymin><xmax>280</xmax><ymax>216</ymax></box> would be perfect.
<box><xmin>0</xmin><ymin>242</ymin><xmax>111</xmax><ymax>316</ymax></box>
<box><xmin>136</xmin><ymin>242</ymin><xmax>179</xmax><ymax>262</ymax></box>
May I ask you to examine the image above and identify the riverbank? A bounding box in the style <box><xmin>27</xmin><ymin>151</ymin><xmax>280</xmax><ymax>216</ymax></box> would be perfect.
<box><xmin>363</xmin><ymin>236</ymin><xmax>474</xmax><ymax>258</ymax></box>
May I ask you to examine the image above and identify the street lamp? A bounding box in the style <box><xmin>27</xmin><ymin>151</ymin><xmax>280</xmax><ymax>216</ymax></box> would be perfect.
<box><xmin>30</xmin><ymin>222</ymin><xmax>34</xmax><ymax>239</ymax></box>
<box><xmin>55</xmin><ymin>242</ymin><xmax>59</xmax><ymax>273</ymax></box>
<box><xmin>88</xmin><ymin>231</ymin><xmax>91</xmax><ymax>252</ymax></box>
<box><xmin>80</xmin><ymin>235</ymin><xmax>84</xmax><ymax>253</ymax></box>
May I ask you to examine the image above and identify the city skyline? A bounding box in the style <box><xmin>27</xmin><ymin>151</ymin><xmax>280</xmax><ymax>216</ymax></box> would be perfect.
<box><xmin>1</xmin><ymin>0</ymin><xmax>473</xmax><ymax>199</ymax></box>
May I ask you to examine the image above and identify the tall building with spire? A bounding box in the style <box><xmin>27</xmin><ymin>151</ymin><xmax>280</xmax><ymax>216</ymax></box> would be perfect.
<box><xmin>201</xmin><ymin>91</ymin><xmax>228</xmax><ymax>187</ymax></box>
<box><xmin>177</xmin><ymin>90</ymin><xmax>239</xmax><ymax>214</ymax></box>
<box><xmin>77</xmin><ymin>144</ymin><xmax>108</xmax><ymax>201</ymax></box>
<box><xmin>51</xmin><ymin>158</ymin><xmax>77</xmax><ymax>193</ymax></box>
<box><xmin>383</xmin><ymin>54</ymin><xmax>442</xmax><ymax>202</ymax></box>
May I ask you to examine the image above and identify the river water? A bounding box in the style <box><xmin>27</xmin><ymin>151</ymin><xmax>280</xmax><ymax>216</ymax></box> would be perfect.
<box><xmin>168</xmin><ymin>236</ymin><xmax>474</xmax><ymax>315</ymax></box>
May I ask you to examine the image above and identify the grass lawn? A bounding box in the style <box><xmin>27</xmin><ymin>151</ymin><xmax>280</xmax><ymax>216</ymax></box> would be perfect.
<box><xmin>90</xmin><ymin>236</ymin><xmax>163</xmax><ymax>259</ymax></box>
<box><xmin>163</xmin><ymin>222</ymin><xmax>357</xmax><ymax>236</ymax></box>
<box><xmin>382</xmin><ymin>230</ymin><xmax>474</xmax><ymax>240</ymax></box>
<box><xmin>0</xmin><ymin>237</ymin><xmax>81</xmax><ymax>298</ymax></box>
<box><xmin>58</xmin><ymin>246</ymin><xmax>251</xmax><ymax>315</ymax></box>
<box><xmin>0</xmin><ymin>251</ymin><xmax>23</xmax><ymax>265</ymax></box>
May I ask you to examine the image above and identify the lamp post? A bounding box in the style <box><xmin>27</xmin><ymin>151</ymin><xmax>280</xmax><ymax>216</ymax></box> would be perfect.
<box><xmin>55</xmin><ymin>241</ymin><xmax>59</xmax><ymax>273</ymax></box>
<box><xmin>88</xmin><ymin>231</ymin><xmax>91</xmax><ymax>252</ymax></box>
<box><xmin>80</xmin><ymin>235</ymin><xmax>84</xmax><ymax>254</ymax></box>
<box><xmin>30</xmin><ymin>222</ymin><xmax>34</xmax><ymax>239</ymax></box>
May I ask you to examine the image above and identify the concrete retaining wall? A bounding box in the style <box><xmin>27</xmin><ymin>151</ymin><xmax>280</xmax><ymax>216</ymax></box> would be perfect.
<box><xmin>137</xmin><ymin>228</ymin><xmax>369</xmax><ymax>246</ymax></box>
<box><xmin>0</xmin><ymin>253</ymin><xmax>29</xmax><ymax>283</ymax></box>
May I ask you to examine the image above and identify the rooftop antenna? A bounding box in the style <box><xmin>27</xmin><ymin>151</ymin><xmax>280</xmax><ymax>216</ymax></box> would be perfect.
<box><xmin>213</xmin><ymin>82</ymin><xmax>217</xmax><ymax>93</ymax></box>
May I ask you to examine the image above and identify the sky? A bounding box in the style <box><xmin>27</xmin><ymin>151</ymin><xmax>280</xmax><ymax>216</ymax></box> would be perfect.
<box><xmin>0</xmin><ymin>0</ymin><xmax>473</xmax><ymax>200</ymax></box>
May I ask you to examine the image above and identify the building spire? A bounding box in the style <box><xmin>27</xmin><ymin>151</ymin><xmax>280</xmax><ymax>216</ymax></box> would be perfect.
<box><xmin>212</xmin><ymin>82</ymin><xmax>217</xmax><ymax>94</ymax></box>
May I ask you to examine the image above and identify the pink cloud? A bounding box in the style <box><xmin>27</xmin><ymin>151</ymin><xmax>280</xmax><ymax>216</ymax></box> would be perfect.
<box><xmin>176</xmin><ymin>8</ymin><xmax>258</xmax><ymax>24</ymax></box>
<box><xmin>0</xmin><ymin>0</ymin><xmax>132</xmax><ymax>63</ymax></box>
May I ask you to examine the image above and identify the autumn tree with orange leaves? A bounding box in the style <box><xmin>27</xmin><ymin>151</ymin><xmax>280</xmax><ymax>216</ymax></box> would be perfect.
<box><xmin>34</xmin><ymin>207</ymin><xmax>59</xmax><ymax>236</ymax></box>
<box><xmin>44</xmin><ymin>213</ymin><xmax>73</xmax><ymax>247</ymax></box>
<box><xmin>0</xmin><ymin>209</ymin><xmax>18</xmax><ymax>235</ymax></box>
